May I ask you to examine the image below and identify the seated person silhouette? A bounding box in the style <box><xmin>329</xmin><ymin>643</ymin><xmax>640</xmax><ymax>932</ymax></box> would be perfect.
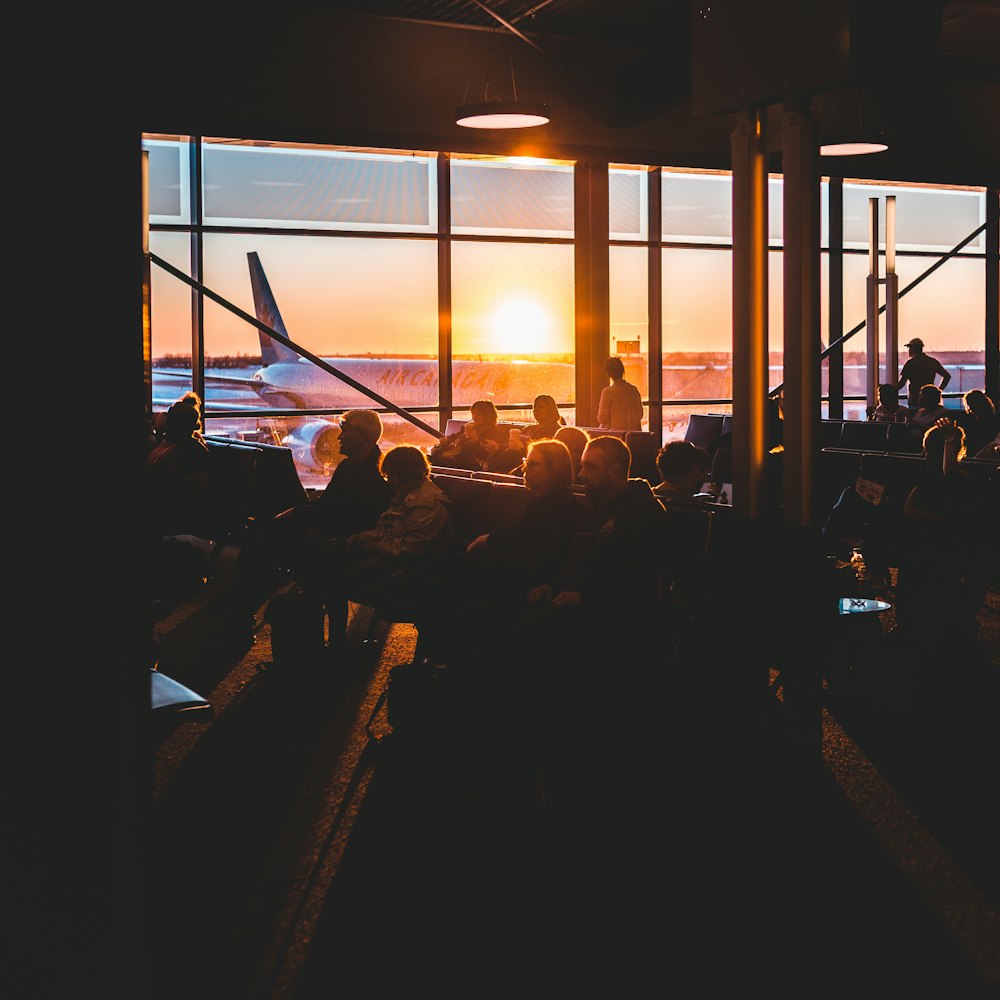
<box><xmin>147</xmin><ymin>394</ymin><xmax>211</xmax><ymax>536</ymax></box>
<box><xmin>300</xmin><ymin>445</ymin><xmax>453</xmax><ymax>658</ymax></box>
<box><xmin>517</xmin><ymin>436</ymin><xmax>667</xmax><ymax>776</ymax></box>
<box><xmin>652</xmin><ymin>440</ymin><xmax>712</xmax><ymax>502</ymax></box>
<box><xmin>423</xmin><ymin>439</ymin><xmax>581</xmax><ymax>664</ymax></box>
<box><xmin>554</xmin><ymin>425</ymin><xmax>589</xmax><ymax>484</ymax></box>
<box><xmin>226</xmin><ymin>409</ymin><xmax>392</xmax><ymax>640</ymax></box>
<box><xmin>429</xmin><ymin>399</ymin><xmax>508</xmax><ymax>471</ymax></box>
<box><xmin>896</xmin><ymin>418</ymin><xmax>995</xmax><ymax>650</ymax></box>
<box><xmin>868</xmin><ymin>382</ymin><xmax>909</xmax><ymax>422</ymax></box>
<box><xmin>486</xmin><ymin>393</ymin><xmax>566</xmax><ymax>473</ymax></box>
<box><xmin>957</xmin><ymin>388</ymin><xmax>999</xmax><ymax>457</ymax></box>
<box><xmin>909</xmin><ymin>383</ymin><xmax>950</xmax><ymax>438</ymax></box>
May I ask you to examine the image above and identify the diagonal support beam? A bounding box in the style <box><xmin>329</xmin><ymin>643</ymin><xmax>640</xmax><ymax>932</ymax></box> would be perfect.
<box><xmin>469</xmin><ymin>0</ymin><xmax>550</xmax><ymax>57</ymax></box>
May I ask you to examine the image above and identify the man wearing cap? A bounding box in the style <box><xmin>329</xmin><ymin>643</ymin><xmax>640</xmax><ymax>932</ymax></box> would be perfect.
<box><xmin>896</xmin><ymin>338</ymin><xmax>951</xmax><ymax>408</ymax></box>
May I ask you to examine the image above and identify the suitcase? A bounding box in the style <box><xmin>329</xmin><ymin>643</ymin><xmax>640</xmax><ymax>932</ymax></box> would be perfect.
<box><xmin>264</xmin><ymin>586</ymin><xmax>326</xmax><ymax>670</ymax></box>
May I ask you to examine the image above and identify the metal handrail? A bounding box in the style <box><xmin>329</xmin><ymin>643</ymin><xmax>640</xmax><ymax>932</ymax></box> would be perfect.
<box><xmin>148</xmin><ymin>252</ymin><xmax>444</xmax><ymax>439</ymax></box>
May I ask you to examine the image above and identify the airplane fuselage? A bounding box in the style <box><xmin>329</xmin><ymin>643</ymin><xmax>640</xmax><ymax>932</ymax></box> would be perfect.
<box><xmin>250</xmin><ymin>356</ymin><xmax>577</xmax><ymax>409</ymax></box>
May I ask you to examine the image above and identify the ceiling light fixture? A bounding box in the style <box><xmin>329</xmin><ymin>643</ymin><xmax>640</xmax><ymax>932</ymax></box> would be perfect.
<box><xmin>819</xmin><ymin>138</ymin><xmax>889</xmax><ymax>157</ymax></box>
<box><xmin>456</xmin><ymin>27</ymin><xmax>549</xmax><ymax>129</ymax></box>
<box><xmin>819</xmin><ymin>90</ymin><xmax>888</xmax><ymax>156</ymax></box>
<box><xmin>456</xmin><ymin>101</ymin><xmax>550</xmax><ymax>129</ymax></box>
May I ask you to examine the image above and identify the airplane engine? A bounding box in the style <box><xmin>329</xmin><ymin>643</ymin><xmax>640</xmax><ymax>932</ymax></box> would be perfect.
<box><xmin>281</xmin><ymin>419</ymin><xmax>341</xmax><ymax>473</ymax></box>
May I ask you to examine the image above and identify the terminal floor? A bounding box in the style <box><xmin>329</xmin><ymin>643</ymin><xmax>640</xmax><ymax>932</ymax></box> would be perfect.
<box><xmin>149</xmin><ymin>560</ymin><xmax>1000</xmax><ymax>999</ymax></box>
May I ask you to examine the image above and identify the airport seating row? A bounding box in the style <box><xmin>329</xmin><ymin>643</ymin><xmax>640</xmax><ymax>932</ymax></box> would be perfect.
<box><xmin>683</xmin><ymin>413</ymin><xmax>732</xmax><ymax>451</ymax></box>
<box><xmin>439</xmin><ymin>419</ymin><xmax>661</xmax><ymax>484</ymax></box>
<box><xmin>816</xmin><ymin>447</ymin><xmax>999</xmax><ymax>569</ymax></box>
<box><xmin>161</xmin><ymin>435</ymin><xmax>309</xmax><ymax>554</ymax></box>
<box><xmin>820</xmin><ymin>419</ymin><xmax>925</xmax><ymax>454</ymax></box>
<box><xmin>356</xmin><ymin>468</ymin><xmax>739</xmax><ymax>662</ymax></box>
<box><xmin>820</xmin><ymin>447</ymin><xmax>999</xmax><ymax>501</ymax></box>
<box><xmin>681</xmin><ymin>412</ymin><xmax>937</xmax><ymax>457</ymax></box>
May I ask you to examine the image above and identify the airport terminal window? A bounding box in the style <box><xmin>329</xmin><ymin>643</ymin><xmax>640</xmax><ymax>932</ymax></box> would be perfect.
<box><xmin>609</xmin><ymin>244</ymin><xmax>649</xmax><ymax>402</ymax></box>
<box><xmin>200</xmin><ymin>142</ymin><xmax>437</xmax><ymax>233</ymax></box>
<box><xmin>833</xmin><ymin>182</ymin><xmax>985</xmax><ymax>253</ymax></box>
<box><xmin>450</xmin><ymin>156</ymin><xmax>574</xmax><ymax>238</ymax></box>
<box><xmin>149</xmin><ymin>231</ymin><xmax>193</xmax><ymax>400</ymax></box>
<box><xmin>199</xmin><ymin>232</ymin><xmax>438</xmax><ymax>364</ymax></box>
<box><xmin>660</xmin><ymin>170</ymin><xmax>785</xmax><ymax>247</ymax></box>
<box><xmin>144</xmin><ymin>136</ymin><xmax>192</xmax><ymax>225</ymax></box>
<box><xmin>450</xmin><ymin>241</ymin><xmax>575</xmax><ymax>408</ymax></box>
<box><xmin>837</xmin><ymin>251</ymin><xmax>987</xmax><ymax>387</ymax></box>
<box><xmin>661</xmin><ymin>169</ymin><xmax>732</xmax><ymax>245</ymax></box>
<box><xmin>609</xmin><ymin>166</ymin><xmax>647</xmax><ymax>241</ymax></box>
<box><xmin>145</xmin><ymin>132</ymin><xmax>991</xmax><ymax>486</ymax></box>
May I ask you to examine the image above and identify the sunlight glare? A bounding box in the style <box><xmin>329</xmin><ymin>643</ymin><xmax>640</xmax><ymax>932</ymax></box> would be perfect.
<box><xmin>488</xmin><ymin>297</ymin><xmax>553</xmax><ymax>354</ymax></box>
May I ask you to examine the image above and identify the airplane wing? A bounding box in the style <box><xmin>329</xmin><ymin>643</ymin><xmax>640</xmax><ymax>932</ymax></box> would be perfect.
<box><xmin>153</xmin><ymin>368</ymin><xmax>263</xmax><ymax>390</ymax></box>
<box><xmin>152</xmin><ymin>367</ymin><xmax>269</xmax><ymax>412</ymax></box>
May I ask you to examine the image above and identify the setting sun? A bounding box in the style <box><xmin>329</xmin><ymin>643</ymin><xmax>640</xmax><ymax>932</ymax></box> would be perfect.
<box><xmin>488</xmin><ymin>297</ymin><xmax>555</xmax><ymax>354</ymax></box>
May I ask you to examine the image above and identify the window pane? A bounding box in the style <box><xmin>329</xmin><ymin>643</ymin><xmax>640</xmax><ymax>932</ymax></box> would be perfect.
<box><xmin>451</xmin><ymin>241</ymin><xmax>575</xmax><ymax>408</ymax></box>
<box><xmin>662</xmin><ymin>247</ymin><xmax>732</xmax><ymax>403</ymax></box>
<box><xmin>894</xmin><ymin>255</ymin><xmax>986</xmax><ymax>395</ymax></box>
<box><xmin>840</xmin><ymin>182</ymin><xmax>986</xmax><ymax>252</ymax></box>
<box><xmin>661</xmin><ymin>247</ymin><xmax>786</xmax><ymax>408</ymax></box>
<box><xmin>835</xmin><ymin>251</ymin><xmax>987</xmax><ymax>408</ymax></box>
<box><xmin>610</xmin><ymin>245</ymin><xmax>648</xmax><ymax>402</ymax></box>
<box><xmin>143</xmin><ymin>137</ymin><xmax>191</xmax><ymax>224</ymax></box>
<box><xmin>451</xmin><ymin>157</ymin><xmax>574</xmax><ymax>237</ymax></box>
<box><xmin>662</xmin><ymin>170</ymin><xmax>732</xmax><ymax>243</ymax></box>
<box><xmin>202</xmin><ymin>142</ymin><xmax>436</xmax><ymax>232</ymax></box>
<box><xmin>609</xmin><ymin>166</ymin><xmax>647</xmax><ymax>240</ymax></box>
<box><xmin>662</xmin><ymin>247</ymin><xmax>732</xmax><ymax>354</ymax></box>
<box><xmin>767</xmin><ymin>177</ymin><xmax>784</xmax><ymax>245</ymax></box>
<box><xmin>149</xmin><ymin>232</ymin><xmax>192</xmax><ymax>409</ymax></box>
<box><xmin>156</xmin><ymin>232</ymin><xmax>439</xmax><ymax>422</ymax></box>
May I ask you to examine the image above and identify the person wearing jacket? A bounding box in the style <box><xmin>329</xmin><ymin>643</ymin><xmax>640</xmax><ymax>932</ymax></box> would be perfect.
<box><xmin>519</xmin><ymin>435</ymin><xmax>667</xmax><ymax>779</ymax></box>
<box><xmin>429</xmin><ymin>399</ymin><xmax>508</xmax><ymax>471</ymax></box>
<box><xmin>313</xmin><ymin>445</ymin><xmax>452</xmax><ymax>655</ymax></box>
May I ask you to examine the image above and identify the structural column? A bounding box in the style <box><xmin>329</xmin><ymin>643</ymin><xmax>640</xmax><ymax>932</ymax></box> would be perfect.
<box><xmin>731</xmin><ymin>106</ymin><xmax>769</xmax><ymax>519</ymax></box>
<box><xmin>574</xmin><ymin>158</ymin><xmax>610</xmax><ymax>427</ymax></box>
<box><xmin>826</xmin><ymin>178</ymin><xmax>844</xmax><ymax>419</ymax></box>
<box><xmin>437</xmin><ymin>153</ymin><xmax>453</xmax><ymax>432</ymax></box>
<box><xmin>781</xmin><ymin>101</ymin><xmax>821</xmax><ymax>527</ymax></box>
<box><xmin>778</xmin><ymin>101</ymin><xmax>826</xmax><ymax>761</ymax></box>
<box><xmin>986</xmin><ymin>187</ymin><xmax>999</xmax><ymax>409</ymax></box>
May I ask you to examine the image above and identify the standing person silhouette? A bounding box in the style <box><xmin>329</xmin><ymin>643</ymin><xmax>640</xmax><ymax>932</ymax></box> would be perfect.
<box><xmin>896</xmin><ymin>337</ymin><xmax>950</xmax><ymax>409</ymax></box>
<box><xmin>597</xmin><ymin>356</ymin><xmax>643</xmax><ymax>431</ymax></box>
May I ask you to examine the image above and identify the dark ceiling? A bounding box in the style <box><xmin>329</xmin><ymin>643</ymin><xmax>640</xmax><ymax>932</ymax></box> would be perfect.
<box><xmin>150</xmin><ymin>3</ymin><xmax>999</xmax><ymax>185</ymax></box>
<box><xmin>327</xmin><ymin>0</ymin><xmax>998</xmax><ymax>72</ymax></box>
<box><xmin>323</xmin><ymin>0</ymin><xmax>690</xmax><ymax>49</ymax></box>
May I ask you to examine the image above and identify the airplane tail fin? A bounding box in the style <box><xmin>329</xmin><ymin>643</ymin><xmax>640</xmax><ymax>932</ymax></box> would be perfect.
<box><xmin>248</xmin><ymin>252</ymin><xmax>301</xmax><ymax>367</ymax></box>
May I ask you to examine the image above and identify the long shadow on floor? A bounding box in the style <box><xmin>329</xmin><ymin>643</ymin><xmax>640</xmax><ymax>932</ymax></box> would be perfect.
<box><xmin>292</xmin><ymin>705</ymin><xmax>996</xmax><ymax>997</ymax></box>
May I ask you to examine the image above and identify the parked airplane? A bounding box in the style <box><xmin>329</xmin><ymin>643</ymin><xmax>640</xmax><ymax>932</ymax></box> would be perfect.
<box><xmin>156</xmin><ymin>251</ymin><xmax>577</xmax><ymax>471</ymax></box>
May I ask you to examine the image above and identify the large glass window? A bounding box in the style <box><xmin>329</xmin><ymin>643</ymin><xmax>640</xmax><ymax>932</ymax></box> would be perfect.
<box><xmin>145</xmin><ymin>132</ymin><xmax>991</xmax><ymax>486</ymax></box>
<box><xmin>609</xmin><ymin>244</ymin><xmax>649</xmax><ymax>419</ymax></box>
<box><xmin>149</xmin><ymin>232</ymin><xmax>193</xmax><ymax>407</ymax></box>
<box><xmin>449</xmin><ymin>156</ymin><xmax>575</xmax><ymax>420</ymax></box>
<box><xmin>609</xmin><ymin>166</ymin><xmax>647</xmax><ymax>241</ymax></box>
<box><xmin>450</xmin><ymin>241</ymin><xmax>575</xmax><ymax>410</ymax></box>
<box><xmin>451</xmin><ymin>156</ymin><xmax>574</xmax><ymax>237</ymax></box>
<box><xmin>832</xmin><ymin>182</ymin><xmax>986</xmax><ymax>253</ymax></box>
<box><xmin>201</xmin><ymin>142</ymin><xmax>436</xmax><ymax>233</ymax></box>
<box><xmin>145</xmin><ymin>136</ymin><xmax>192</xmax><ymax>225</ymax></box>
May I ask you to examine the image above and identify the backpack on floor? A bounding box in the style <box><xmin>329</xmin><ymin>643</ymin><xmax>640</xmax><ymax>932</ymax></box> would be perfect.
<box><xmin>366</xmin><ymin>658</ymin><xmax>455</xmax><ymax>744</ymax></box>
<box><xmin>264</xmin><ymin>586</ymin><xmax>326</xmax><ymax>670</ymax></box>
